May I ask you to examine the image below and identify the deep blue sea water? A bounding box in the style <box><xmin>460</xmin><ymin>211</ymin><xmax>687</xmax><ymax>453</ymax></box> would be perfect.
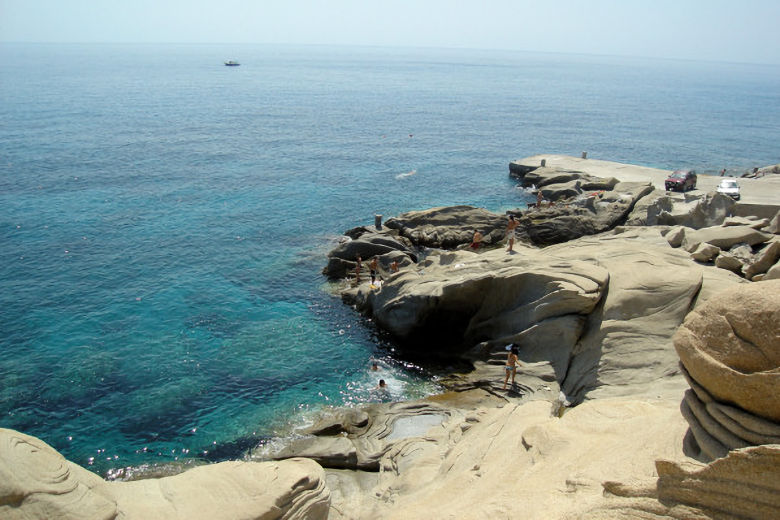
<box><xmin>1</xmin><ymin>43</ymin><xmax>779</xmax><ymax>477</ymax></box>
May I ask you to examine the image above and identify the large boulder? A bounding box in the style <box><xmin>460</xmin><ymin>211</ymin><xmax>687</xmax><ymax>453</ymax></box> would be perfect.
<box><xmin>518</xmin><ymin>182</ymin><xmax>653</xmax><ymax>245</ymax></box>
<box><xmin>673</xmin><ymin>280</ymin><xmax>780</xmax><ymax>459</ymax></box>
<box><xmin>680</xmin><ymin>224</ymin><xmax>772</xmax><ymax>252</ymax></box>
<box><xmin>627</xmin><ymin>191</ymin><xmax>735</xmax><ymax>229</ymax></box>
<box><xmin>744</xmin><ymin>239</ymin><xmax>780</xmax><ymax>280</ymax></box>
<box><xmin>323</xmin><ymin>231</ymin><xmax>416</xmax><ymax>279</ymax></box>
<box><xmin>384</xmin><ymin>205</ymin><xmax>508</xmax><ymax>249</ymax></box>
<box><xmin>0</xmin><ymin>428</ymin><xmax>330</xmax><ymax>520</ymax></box>
<box><xmin>346</xmin><ymin>247</ymin><xmax>608</xmax><ymax>351</ymax></box>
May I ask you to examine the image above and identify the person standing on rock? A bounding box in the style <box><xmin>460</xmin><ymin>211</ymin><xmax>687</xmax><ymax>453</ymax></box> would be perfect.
<box><xmin>505</xmin><ymin>215</ymin><xmax>519</xmax><ymax>252</ymax></box>
<box><xmin>503</xmin><ymin>344</ymin><xmax>520</xmax><ymax>390</ymax></box>
<box><xmin>369</xmin><ymin>256</ymin><xmax>379</xmax><ymax>284</ymax></box>
<box><xmin>354</xmin><ymin>255</ymin><xmax>362</xmax><ymax>284</ymax></box>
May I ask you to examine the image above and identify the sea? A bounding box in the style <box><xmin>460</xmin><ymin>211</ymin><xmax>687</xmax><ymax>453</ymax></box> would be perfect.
<box><xmin>1</xmin><ymin>43</ymin><xmax>779</xmax><ymax>478</ymax></box>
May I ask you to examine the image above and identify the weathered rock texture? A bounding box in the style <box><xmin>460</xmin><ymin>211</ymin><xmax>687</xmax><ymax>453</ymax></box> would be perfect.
<box><xmin>673</xmin><ymin>280</ymin><xmax>780</xmax><ymax>460</ymax></box>
<box><xmin>581</xmin><ymin>445</ymin><xmax>780</xmax><ymax>520</ymax></box>
<box><xmin>323</xmin><ymin>230</ymin><xmax>416</xmax><ymax>279</ymax></box>
<box><xmin>517</xmin><ymin>182</ymin><xmax>654</xmax><ymax>245</ymax></box>
<box><xmin>0</xmin><ymin>428</ymin><xmax>330</xmax><ymax>520</ymax></box>
<box><xmin>343</xmin><ymin>227</ymin><xmax>744</xmax><ymax>405</ymax></box>
<box><xmin>309</xmin><ymin>395</ymin><xmax>692</xmax><ymax>520</ymax></box>
<box><xmin>384</xmin><ymin>205</ymin><xmax>509</xmax><ymax>249</ymax></box>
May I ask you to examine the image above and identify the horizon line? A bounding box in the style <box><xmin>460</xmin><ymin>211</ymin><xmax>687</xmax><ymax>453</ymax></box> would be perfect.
<box><xmin>1</xmin><ymin>40</ymin><xmax>778</xmax><ymax>68</ymax></box>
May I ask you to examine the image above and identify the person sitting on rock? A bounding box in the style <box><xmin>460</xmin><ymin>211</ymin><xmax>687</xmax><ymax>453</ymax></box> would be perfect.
<box><xmin>469</xmin><ymin>230</ymin><xmax>483</xmax><ymax>250</ymax></box>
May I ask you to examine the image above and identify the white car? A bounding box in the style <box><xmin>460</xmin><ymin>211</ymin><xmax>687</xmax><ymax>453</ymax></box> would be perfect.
<box><xmin>716</xmin><ymin>179</ymin><xmax>741</xmax><ymax>200</ymax></box>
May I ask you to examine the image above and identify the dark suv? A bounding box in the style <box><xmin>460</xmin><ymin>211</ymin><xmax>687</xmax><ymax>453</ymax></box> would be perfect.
<box><xmin>665</xmin><ymin>169</ymin><xmax>697</xmax><ymax>192</ymax></box>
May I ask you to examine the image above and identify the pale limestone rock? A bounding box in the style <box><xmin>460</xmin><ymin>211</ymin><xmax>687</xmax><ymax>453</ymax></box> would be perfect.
<box><xmin>722</xmin><ymin>215</ymin><xmax>770</xmax><ymax>229</ymax></box>
<box><xmin>681</xmin><ymin>224</ymin><xmax>772</xmax><ymax>252</ymax></box>
<box><xmin>714</xmin><ymin>251</ymin><xmax>745</xmax><ymax>274</ymax></box>
<box><xmin>744</xmin><ymin>239</ymin><xmax>780</xmax><ymax>280</ymax></box>
<box><xmin>582</xmin><ymin>445</ymin><xmax>780</xmax><ymax>520</ymax></box>
<box><xmin>378</xmin><ymin>398</ymin><xmax>690</xmax><ymax>520</ymax></box>
<box><xmin>664</xmin><ymin>225</ymin><xmax>687</xmax><ymax>247</ymax></box>
<box><xmin>764</xmin><ymin>262</ymin><xmax>780</xmax><ymax>280</ymax></box>
<box><xmin>674</xmin><ymin>280</ymin><xmax>780</xmax><ymax>423</ymax></box>
<box><xmin>344</xmin><ymin>227</ymin><xmax>744</xmax><ymax>405</ymax></box>
<box><xmin>690</xmin><ymin>242</ymin><xmax>720</xmax><ymax>262</ymax></box>
<box><xmin>110</xmin><ymin>459</ymin><xmax>330</xmax><ymax>520</ymax></box>
<box><xmin>0</xmin><ymin>429</ymin><xmax>117</xmax><ymax>520</ymax></box>
<box><xmin>0</xmin><ymin>428</ymin><xmax>330</xmax><ymax>520</ymax></box>
<box><xmin>767</xmin><ymin>209</ymin><xmax>780</xmax><ymax>234</ymax></box>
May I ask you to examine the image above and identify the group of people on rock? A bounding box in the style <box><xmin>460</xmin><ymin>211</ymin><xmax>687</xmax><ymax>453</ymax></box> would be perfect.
<box><xmin>354</xmin><ymin>255</ymin><xmax>399</xmax><ymax>287</ymax></box>
<box><xmin>469</xmin><ymin>213</ymin><xmax>520</xmax><ymax>253</ymax></box>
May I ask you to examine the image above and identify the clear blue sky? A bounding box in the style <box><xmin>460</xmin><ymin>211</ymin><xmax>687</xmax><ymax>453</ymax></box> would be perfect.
<box><xmin>2</xmin><ymin>0</ymin><xmax>779</xmax><ymax>64</ymax></box>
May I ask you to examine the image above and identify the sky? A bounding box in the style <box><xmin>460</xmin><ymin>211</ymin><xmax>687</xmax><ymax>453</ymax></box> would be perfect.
<box><xmin>2</xmin><ymin>0</ymin><xmax>780</xmax><ymax>65</ymax></box>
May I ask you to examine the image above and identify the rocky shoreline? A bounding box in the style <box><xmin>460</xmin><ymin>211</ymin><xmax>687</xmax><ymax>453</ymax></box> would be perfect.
<box><xmin>3</xmin><ymin>155</ymin><xmax>779</xmax><ymax>520</ymax></box>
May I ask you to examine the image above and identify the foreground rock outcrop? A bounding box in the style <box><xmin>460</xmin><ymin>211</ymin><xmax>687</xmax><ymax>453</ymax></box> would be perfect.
<box><xmin>0</xmin><ymin>428</ymin><xmax>330</xmax><ymax>520</ymax></box>
<box><xmin>673</xmin><ymin>280</ymin><xmax>780</xmax><ymax>460</ymax></box>
<box><xmin>582</xmin><ymin>445</ymin><xmax>780</xmax><ymax>520</ymax></box>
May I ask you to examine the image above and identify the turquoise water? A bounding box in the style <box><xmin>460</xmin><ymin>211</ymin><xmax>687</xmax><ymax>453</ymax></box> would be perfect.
<box><xmin>1</xmin><ymin>43</ymin><xmax>779</xmax><ymax>476</ymax></box>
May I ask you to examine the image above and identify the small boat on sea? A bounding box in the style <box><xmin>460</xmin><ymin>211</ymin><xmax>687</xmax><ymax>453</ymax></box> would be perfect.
<box><xmin>224</xmin><ymin>60</ymin><xmax>240</xmax><ymax>66</ymax></box>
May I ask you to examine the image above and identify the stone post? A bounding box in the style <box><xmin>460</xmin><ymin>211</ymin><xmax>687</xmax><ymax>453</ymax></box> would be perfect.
<box><xmin>375</xmin><ymin>214</ymin><xmax>383</xmax><ymax>230</ymax></box>
<box><xmin>581</xmin><ymin>151</ymin><xmax>588</xmax><ymax>159</ymax></box>
<box><xmin>541</xmin><ymin>159</ymin><xmax>546</xmax><ymax>167</ymax></box>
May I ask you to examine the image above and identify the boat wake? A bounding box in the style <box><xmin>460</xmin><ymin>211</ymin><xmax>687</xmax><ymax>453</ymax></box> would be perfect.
<box><xmin>395</xmin><ymin>169</ymin><xmax>417</xmax><ymax>179</ymax></box>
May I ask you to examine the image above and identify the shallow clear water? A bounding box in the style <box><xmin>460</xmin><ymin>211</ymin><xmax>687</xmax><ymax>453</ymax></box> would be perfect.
<box><xmin>1</xmin><ymin>43</ymin><xmax>778</xmax><ymax>475</ymax></box>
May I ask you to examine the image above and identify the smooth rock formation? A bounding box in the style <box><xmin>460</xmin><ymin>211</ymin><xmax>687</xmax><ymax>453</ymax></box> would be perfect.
<box><xmin>345</xmin><ymin>245</ymin><xmax>607</xmax><ymax>354</ymax></box>
<box><xmin>765</xmin><ymin>262</ymin><xmax>780</xmax><ymax>280</ymax></box>
<box><xmin>673</xmin><ymin>280</ymin><xmax>780</xmax><ymax>460</ymax></box>
<box><xmin>714</xmin><ymin>250</ymin><xmax>747</xmax><ymax>274</ymax></box>
<box><xmin>690</xmin><ymin>242</ymin><xmax>720</xmax><ymax>262</ymax></box>
<box><xmin>722</xmin><ymin>215</ymin><xmax>770</xmax><ymax>229</ymax></box>
<box><xmin>680</xmin><ymin>224</ymin><xmax>772</xmax><ymax>253</ymax></box>
<box><xmin>582</xmin><ymin>445</ymin><xmax>780</xmax><ymax>520</ymax></box>
<box><xmin>0</xmin><ymin>428</ymin><xmax>330</xmax><ymax>520</ymax></box>
<box><xmin>333</xmin><ymin>396</ymin><xmax>691</xmax><ymax>520</ymax></box>
<box><xmin>342</xmin><ymin>226</ymin><xmax>744</xmax><ymax>405</ymax></box>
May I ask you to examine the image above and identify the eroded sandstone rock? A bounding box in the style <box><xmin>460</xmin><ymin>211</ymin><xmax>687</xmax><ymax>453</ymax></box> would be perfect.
<box><xmin>583</xmin><ymin>445</ymin><xmax>780</xmax><ymax>520</ymax></box>
<box><xmin>0</xmin><ymin>428</ymin><xmax>330</xmax><ymax>520</ymax></box>
<box><xmin>673</xmin><ymin>280</ymin><xmax>780</xmax><ymax>461</ymax></box>
<box><xmin>681</xmin><ymin>224</ymin><xmax>772</xmax><ymax>252</ymax></box>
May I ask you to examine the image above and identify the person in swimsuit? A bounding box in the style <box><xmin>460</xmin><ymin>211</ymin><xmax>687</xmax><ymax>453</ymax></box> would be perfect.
<box><xmin>506</xmin><ymin>215</ymin><xmax>519</xmax><ymax>252</ymax></box>
<box><xmin>503</xmin><ymin>344</ymin><xmax>520</xmax><ymax>390</ymax></box>
<box><xmin>369</xmin><ymin>256</ymin><xmax>379</xmax><ymax>284</ymax></box>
